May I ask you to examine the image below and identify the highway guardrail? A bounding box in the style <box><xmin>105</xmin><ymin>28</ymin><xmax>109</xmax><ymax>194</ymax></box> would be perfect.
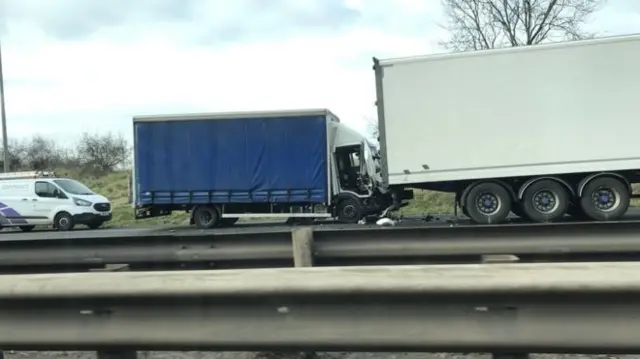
<box><xmin>0</xmin><ymin>262</ymin><xmax>639</xmax><ymax>356</ymax></box>
<box><xmin>2</xmin><ymin>220</ymin><xmax>640</xmax><ymax>273</ymax></box>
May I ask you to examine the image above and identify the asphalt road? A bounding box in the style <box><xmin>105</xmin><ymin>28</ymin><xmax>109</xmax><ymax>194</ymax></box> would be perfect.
<box><xmin>4</xmin><ymin>207</ymin><xmax>640</xmax><ymax>241</ymax></box>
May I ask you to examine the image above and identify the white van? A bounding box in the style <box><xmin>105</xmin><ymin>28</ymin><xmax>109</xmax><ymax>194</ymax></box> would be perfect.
<box><xmin>0</xmin><ymin>171</ymin><xmax>112</xmax><ymax>232</ymax></box>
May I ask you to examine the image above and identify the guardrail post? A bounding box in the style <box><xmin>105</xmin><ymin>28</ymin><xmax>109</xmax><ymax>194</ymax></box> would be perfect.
<box><xmin>483</xmin><ymin>254</ymin><xmax>527</xmax><ymax>359</ymax></box>
<box><xmin>291</xmin><ymin>227</ymin><xmax>314</xmax><ymax>267</ymax></box>
<box><xmin>290</xmin><ymin>226</ymin><xmax>316</xmax><ymax>359</ymax></box>
<box><xmin>94</xmin><ymin>267</ymin><xmax>137</xmax><ymax>359</ymax></box>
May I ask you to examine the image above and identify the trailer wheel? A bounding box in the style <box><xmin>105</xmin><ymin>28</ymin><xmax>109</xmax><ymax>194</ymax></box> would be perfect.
<box><xmin>579</xmin><ymin>177</ymin><xmax>629</xmax><ymax>221</ymax></box>
<box><xmin>336</xmin><ymin>198</ymin><xmax>363</xmax><ymax>224</ymax></box>
<box><xmin>193</xmin><ymin>205</ymin><xmax>220</xmax><ymax>229</ymax></box>
<box><xmin>521</xmin><ymin>179</ymin><xmax>569</xmax><ymax>223</ymax></box>
<box><xmin>464</xmin><ymin>182</ymin><xmax>511</xmax><ymax>224</ymax></box>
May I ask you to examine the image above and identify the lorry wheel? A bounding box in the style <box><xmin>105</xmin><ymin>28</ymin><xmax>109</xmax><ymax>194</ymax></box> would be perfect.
<box><xmin>19</xmin><ymin>225</ymin><xmax>35</xmax><ymax>232</ymax></box>
<box><xmin>54</xmin><ymin>212</ymin><xmax>75</xmax><ymax>231</ymax></box>
<box><xmin>521</xmin><ymin>180</ymin><xmax>569</xmax><ymax>223</ymax></box>
<box><xmin>193</xmin><ymin>205</ymin><xmax>220</xmax><ymax>229</ymax></box>
<box><xmin>579</xmin><ymin>177</ymin><xmax>629</xmax><ymax>221</ymax></box>
<box><xmin>464</xmin><ymin>182</ymin><xmax>511</xmax><ymax>224</ymax></box>
<box><xmin>336</xmin><ymin>198</ymin><xmax>363</xmax><ymax>224</ymax></box>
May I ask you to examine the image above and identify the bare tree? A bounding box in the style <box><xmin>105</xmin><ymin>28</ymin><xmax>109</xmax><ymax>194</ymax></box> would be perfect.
<box><xmin>23</xmin><ymin>135</ymin><xmax>63</xmax><ymax>170</ymax></box>
<box><xmin>441</xmin><ymin>0</ymin><xmax>603</xmax><ymax>51</ymax></box>
<box><xmin>77</xmin><ymin>132</ymin><xmax>131</xmax><ymax>174</ymax></box>
<box><xmin>365</xmin><ymin>116</ymin><xmax>379</xmax><ymax>141</ymax></box>
<box><xmin>0</xmin><ymin>139</ymin><xmax>28</xmax><ymax>170</ymax></box>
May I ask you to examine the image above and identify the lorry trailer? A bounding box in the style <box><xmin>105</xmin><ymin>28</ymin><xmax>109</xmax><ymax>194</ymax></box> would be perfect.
<box><xmin>132</xmin><ymin>109</ymin><xmax>401</xmax><ymax>228</ymax></box>
<box><xmin>373</xmin><ymin>33</ymin><xmax>640</xmax><ymax>224</ymax></box>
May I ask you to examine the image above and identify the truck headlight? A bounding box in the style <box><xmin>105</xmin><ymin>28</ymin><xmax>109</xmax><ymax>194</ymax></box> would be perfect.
<box><xmin>74</xmin><ymin>198</ymin><xmax>92</xmax><ymax>206</ymax></box>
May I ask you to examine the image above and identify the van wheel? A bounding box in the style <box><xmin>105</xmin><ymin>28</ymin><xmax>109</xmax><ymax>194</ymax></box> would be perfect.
<box><xmin>54</xmin><ymin>212</ymin><xmax>75</xmax><ymax>231</ymax></box>
<box><xmin>193</xmin><ymin>205</ymin><xmax>220</xmax><ymax>229</ymax></box>
<box><xmin>19</xmin><ymin>225</ymin><xmax>35</xmax><ymax>232</ymax></box>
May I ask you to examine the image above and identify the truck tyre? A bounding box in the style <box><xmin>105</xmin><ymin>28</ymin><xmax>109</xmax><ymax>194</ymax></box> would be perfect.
<box><xmin>54</xmin><ymin>212</ymin><xmax>75</xmax><ymax>231</ymax></box>
<box><xmin>579</xmin><ymin>177</ymin><xmax>629</xmax><ymax>221</ymax></box>
<box><xmin>193</xmin><ymin>205</ymin><xmax>220</xmax><ymax>229</ymax></box>
<box><xmin>336</xmin><ymin>198</ymin><xmax>363</xmax><ymax>224</ymax></box>
<box><xmin>19</xmin><ymin>225</ymin><xmax>35</xmax><ymax>232</ymax></box>
<box><xmin>521</xmin><ymin>179</ymin><xmax>569</xmax><ymax>223</ymax></box>
<box><xmin>464</xmin><ymin>182</ymin><xmax>511</xmax><ymax>224</ymax></box>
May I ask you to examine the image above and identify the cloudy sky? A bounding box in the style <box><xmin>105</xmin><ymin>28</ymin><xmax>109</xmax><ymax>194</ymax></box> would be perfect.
<box><xmin>1</xmin><ymin>0</ymin><xmax>640</xmax><ymax>145</ymax></box>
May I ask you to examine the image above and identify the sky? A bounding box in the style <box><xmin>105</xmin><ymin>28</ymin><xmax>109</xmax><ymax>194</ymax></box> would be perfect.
<box><xmin>1</xmin><ymin>0</ymin><xmax>640</xmax><ymax>145</ymax></box>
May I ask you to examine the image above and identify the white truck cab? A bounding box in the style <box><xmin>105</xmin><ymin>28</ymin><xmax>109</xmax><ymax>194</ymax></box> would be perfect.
<box><xmin>0</xmin><ymin>171</ymin><xmax>112</xmax><ymax>231</ymax></box>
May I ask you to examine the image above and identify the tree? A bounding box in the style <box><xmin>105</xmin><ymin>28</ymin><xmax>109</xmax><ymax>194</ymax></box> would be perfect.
<box><xmin>23</xmin><ymin>135</ymin><xmax>62</xmax><ymax>170</ymax></box>
<box><xmin>366</xmin><ymin>116</ymin><xmax>379</xmax><ymax>141</ymax></box>
<box><xmin>0</xmin><ymin>139</ymin><xmax>28</xmax><ymax>170</ymax></box>
<box><xmin>77</xmin><ymin>132</ymin><xmax>130</xmax><ymax>173</ymax></box>
<box><xmin>441</xmin><ymin>0</ymin><xmax>602</xmax><ymax>51</ymax></box>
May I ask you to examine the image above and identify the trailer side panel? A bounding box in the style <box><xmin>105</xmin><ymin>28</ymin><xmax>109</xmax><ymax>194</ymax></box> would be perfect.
<box><xmin>134</xmin><ymin>115</ymin><xmax>328</xmax><ymax>205</ymax></box>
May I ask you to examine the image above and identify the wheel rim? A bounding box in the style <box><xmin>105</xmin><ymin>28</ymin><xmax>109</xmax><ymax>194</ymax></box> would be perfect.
<box><xmin>591</xmin><ymin>187</ymin><xmax>620</xmax><ymax>212</ymax></box>
<box><xmin>59</xmin><ymin>217</ymin><xmax>69</xmax><ymax>228</ymax></box>
<box><xmin>342</xmin><ymin>204</ymin><xmax>357</xmax><ymax>219</ymax></box>
<box><xmin>475</xmin><ymin>192</ymin><xmax>501</xmax><ymax>215</ymax></box>
<box><xmin>199</xmin><ymin>211</ymin><xmax>214</xmax><ymax>226</ymax></box>
<box><xmin>532</xmin><ymin>189</ymin><xmax>559</xmax><ymax>214</ymax></box>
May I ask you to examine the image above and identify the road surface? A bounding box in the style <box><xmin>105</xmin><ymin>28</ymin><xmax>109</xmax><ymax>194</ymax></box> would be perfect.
<box><xmin>3</xmin><ymin>208</ymin><xmax>640</xmax><ymax>241</ymax></box>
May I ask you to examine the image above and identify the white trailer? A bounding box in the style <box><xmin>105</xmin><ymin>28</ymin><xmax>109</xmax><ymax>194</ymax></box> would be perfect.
<box><xmin>373</xmin><ymin>34</ymin><xmax>640</xmax><ymax>224</ymax></box>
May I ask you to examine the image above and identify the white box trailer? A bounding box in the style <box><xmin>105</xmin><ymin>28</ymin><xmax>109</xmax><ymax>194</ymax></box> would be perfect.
<box><xmin>372</xmin><ymin>34</ymin><xmax>640</xmax><ymax>224</ymax></box>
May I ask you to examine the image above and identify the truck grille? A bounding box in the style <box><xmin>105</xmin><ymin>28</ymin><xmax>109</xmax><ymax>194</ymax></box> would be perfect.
<box><xmin>93</xmin><ymin>203</ymin><xmax>111</xmax><ymax>212</ymax></box>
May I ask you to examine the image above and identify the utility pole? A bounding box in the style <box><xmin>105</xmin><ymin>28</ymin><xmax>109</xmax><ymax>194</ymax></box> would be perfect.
<box><xmin>0</xmin><ymin>40</ymin><xmax>8</xmax><ymax>172</ymax></box>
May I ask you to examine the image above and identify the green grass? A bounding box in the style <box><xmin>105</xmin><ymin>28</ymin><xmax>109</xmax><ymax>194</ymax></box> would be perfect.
<box><xmin>400</xmin><ymin>190</ymin><xmax>455</xmax><ymax>216</ymax></box>
<box><xmin>74</xmin><ymin>170</ymin><xmax>640</xmax><ymax>228</ymax></box>
<box><xmin>60</xmin><ymin>170</ymin><xmax>189</xmax><ymax>228</ymax></box>
<box><xmin>76</xmin><ymin>170</ymin><xmax>458</xmax><ymax>228</ymax></box>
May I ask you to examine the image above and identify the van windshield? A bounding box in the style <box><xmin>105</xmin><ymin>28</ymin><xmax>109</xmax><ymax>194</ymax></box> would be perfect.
<box><xmin>53</xmin><ymin>179</ymin><xmax>94</xmax><ymax>195</ymax></box>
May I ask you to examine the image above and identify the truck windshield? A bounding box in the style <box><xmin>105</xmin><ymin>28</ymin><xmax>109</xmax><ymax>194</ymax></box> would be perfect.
<box><xmin>53</xmin><ymin>179</ymin><xmax>94</xmax><ymax>195</ymax></box>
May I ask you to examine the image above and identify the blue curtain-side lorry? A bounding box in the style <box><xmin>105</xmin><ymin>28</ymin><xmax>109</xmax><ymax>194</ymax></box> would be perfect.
<box><xmin>132</xmin><ymin>109</ymin><xmax>407</xmax><ymax>228</ymax></box>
